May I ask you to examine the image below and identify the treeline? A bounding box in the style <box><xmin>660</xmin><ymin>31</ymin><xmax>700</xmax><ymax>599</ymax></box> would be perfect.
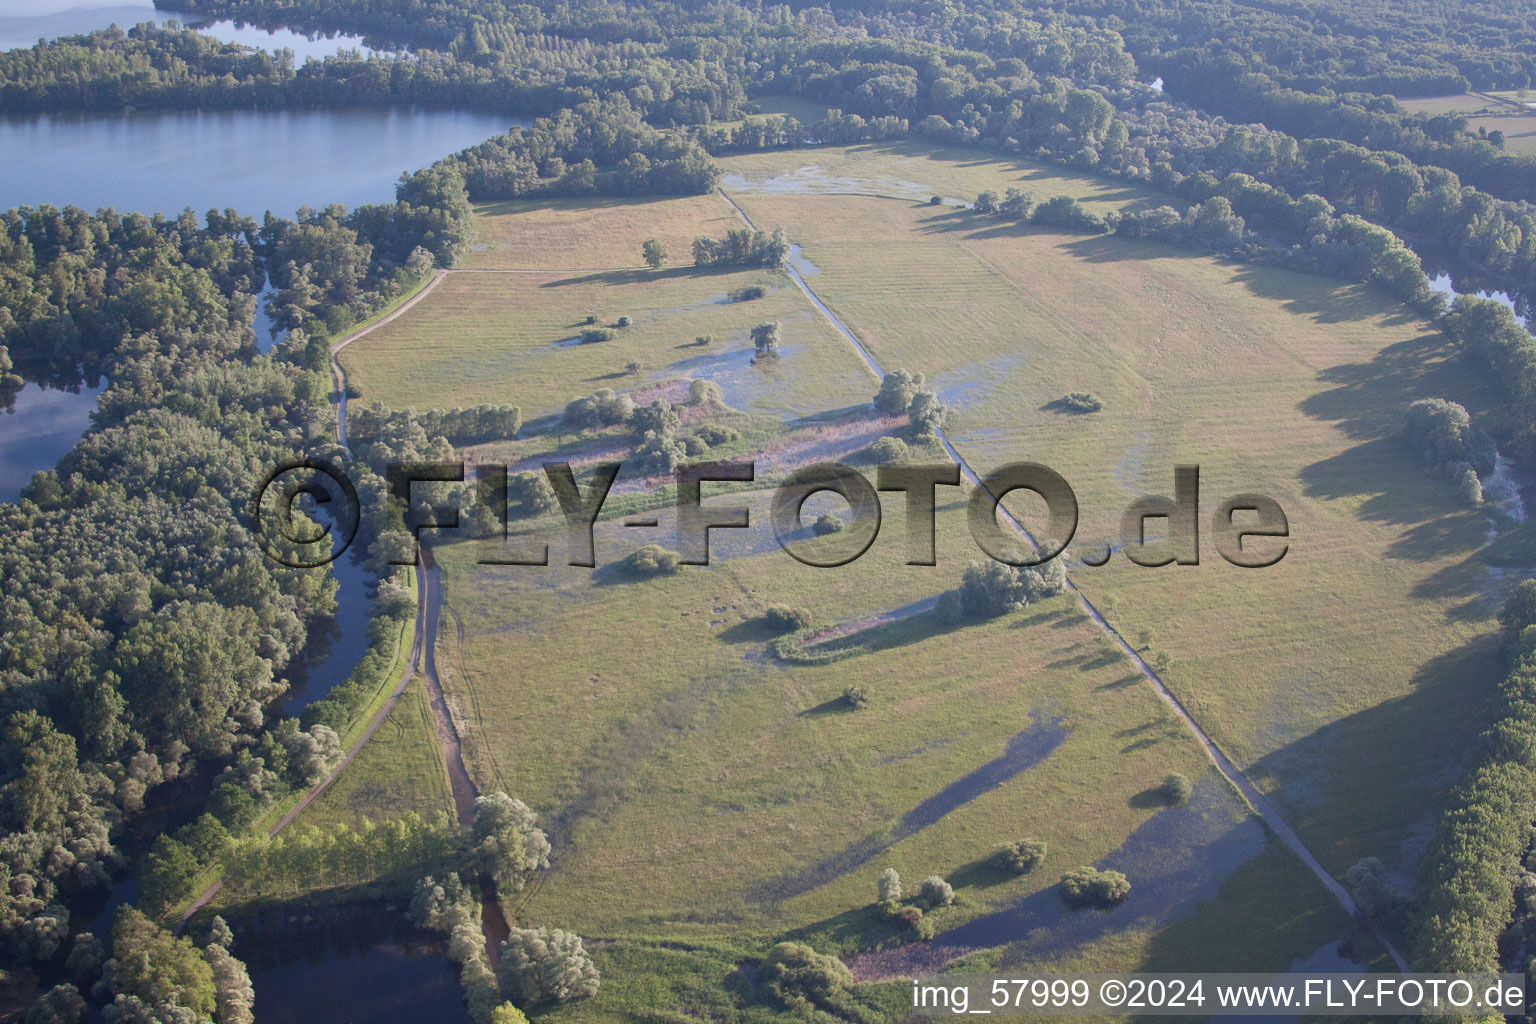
<box><xmin>349</xmin><ymin>400</ymin><xmax>522</xmax><ymax>448</ymax></box>
<box><xmin>0</xmin><ymin>23</ymin><xmax>749</xmax><ymax>125</ymax></box>
<box><xmin>439</xmin><ymin>97</ymin><xmax>720</xmax><ymax>200</ymax></box>
<box><xmin>1418</xmin><ymin>582</ymin><xmax>1536</xmax><ymax>972</ymax></box>
<box><xmin>1154</xmin><ymin>59</ymin><xmax>1536</xmax><ymax>210</ymax></box>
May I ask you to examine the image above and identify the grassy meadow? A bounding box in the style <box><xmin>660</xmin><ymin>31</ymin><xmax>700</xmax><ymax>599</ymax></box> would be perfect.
<box><xmin>720</xmin><ymin>185</ymin><xmax>1506</xmax><ymax>875</ymax></box>
<box><xmin>320</xmin><ymin>139</ymin><xmax>1510</xmax><ymax>1014</ymax></box>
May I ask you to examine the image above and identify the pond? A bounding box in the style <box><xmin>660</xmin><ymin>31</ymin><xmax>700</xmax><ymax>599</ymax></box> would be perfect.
<box><xmin>0</xmin><ymin>379</ymin><xmax>103</xmax><ymax>502</ymax></box>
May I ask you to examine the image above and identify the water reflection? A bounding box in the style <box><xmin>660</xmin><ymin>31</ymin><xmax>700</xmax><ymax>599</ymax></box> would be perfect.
<box><xmin>0</xmin><ymin>380</ymin><xmax>102</xmax><ymax>502</ymax></box>
<box><xmin>1</xmin><ymin>1</ymin><xmax>383</xmax><ymax>60</ymax></box>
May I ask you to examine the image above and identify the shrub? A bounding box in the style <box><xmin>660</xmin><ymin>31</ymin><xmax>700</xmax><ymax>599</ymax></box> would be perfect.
<box><xmin>951</xmin><ymin>560</ymin><xmax>1066</xmax><ymax>619</ymax></box>
<box><xmin>991</xmin><ymin>839</ymin><xmax>1048</xmax><ymax>874</ymax></box>
<box><xmin>508</xmin><ymin>471</ymin><xmax>558</xmax><ymax>517</ymax></box>
<box><xmin>813</xmin><ymin>513</ymin><xmax>845</xmax><ymax>535</ymax></box>
<box><xmin>729</xmin><ymin>285</ymin><xmax>767</xmax><ymax>302</ymax></box>
<box><xmin>623</xmin><ymin>544</ymin><xmax>683</xmax><ymax>576</ymax></box>
<box><xmin>762</xmin><ymin>942</ymin><xmax>854</xmax><ymax>1011</ymax></box>
<box><xmin>583</xmin><ymin>314</ymin><xmax>597</xmax><ymax>325</ymax></box>
<box><xmin>1160</xmin><ymin>772</ymin><xmax>1193</xmax><ymax>807</ymax></box>
<box><xmin>929</xmin><ymin>195</ymin><xmax>943</xmax><ymax>206</ymax></box>
<box><xmin>616</xmin><ymin>316</ymin><xmax>632</xmax><ymax>328</ymax></box>
<box><xmin>689</xmin><ymin>379</ymin><xmax>724</xmax><ymax>406</ymax></box>
<box><xmin>1060</xmin><ymin>866</ymin><xmax>1131</xmax><ymax>908</ymax></box>
<box><xmin>695</xmin><ymin>423</ymin><xmax>739</xmax><ymax>446</ymax></box>
<box><xmin>579</xmin><ymin>327</ymin><xmax>614</xmax><ymax>344</ymax></box>
<box><xmin>497</xmin><ymin>928</ymin><xmax>600</xmax><ymax>1005</ymax></box>
<box><xmin>766</xmin><ymin>605</ymin><xmax>814</xmax><ymax>632</ymax></box>
<box><xmin>630</xmin><ymin>399</ymin><xmax>680</xmax><ymax>436</ymax></box>
<box><xmin>681</xmin><ymin>435</ymin><xmax>709</xmax><ymax>456</ymax></box>
<box><xmin>865</xmin><ymin>436</ymin><xmax>909</xmax><ymax>464</ymax></box>
<box><xmin>625</xmin><ymin>360</ymin><xmax>641</xmax><ymax>375</ymax></box>
<box><xmin>633</xmin><ymin>429</ymin><xmax>688</xmax><ymax>475</ymax></box>
<box><xmin>693</xmin><ymin>334</ymin><xmax>713</xmax><ymax>346</ymax></box>
<box><xmin>843</xmin><ymin>685</ymin><xmax>870</xmax><ymax>709</ymax></box>
<box><xmin>877</xmin><ymin>867</ymin><xmax>901</xmax><ymax>901</ymax></box>
<box><xmin>918</xmin><ymin>876</ymin><xmax>955</xmax><ymax>908</ymax></box>
<box><xmin>1059</xmin><ymin>391</ymin><xmax>1103</xmax><ymax>412</ymax></box>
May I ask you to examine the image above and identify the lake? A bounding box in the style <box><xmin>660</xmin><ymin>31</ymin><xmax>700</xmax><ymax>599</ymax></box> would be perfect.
<box><xmin>0</xmin><ymin>107</ymin><xmax>515</xmax><ymax>216</ymax></box>
<box><xmin>1</xmin><ymin>0</ymin><xmax>384</xmax><ymax>60</ymax></box>
<box><xmin>0</xmin><ymin>103</ymin><xmax>514</xmax><ymax>504</ymax></box>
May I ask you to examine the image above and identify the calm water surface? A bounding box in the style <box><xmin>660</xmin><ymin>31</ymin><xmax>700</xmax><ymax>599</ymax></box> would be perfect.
<box><xmin>1</xmin><ymin>0</ymin><xmax>383</xmax><ymax>59</ymax></box>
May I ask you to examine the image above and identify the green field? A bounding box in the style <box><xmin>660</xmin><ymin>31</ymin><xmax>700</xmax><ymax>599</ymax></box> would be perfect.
<box><xmin>328</xmin><ymin>141</ymin><xmax>1501</xmax><ymax>1014</ymax></box>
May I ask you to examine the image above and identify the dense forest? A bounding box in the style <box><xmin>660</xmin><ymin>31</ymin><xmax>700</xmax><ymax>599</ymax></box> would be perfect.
<box><xmin>7</xmin><ymin>0</ymin><xmax>1536</xmax><ymax>1016</ymax></box>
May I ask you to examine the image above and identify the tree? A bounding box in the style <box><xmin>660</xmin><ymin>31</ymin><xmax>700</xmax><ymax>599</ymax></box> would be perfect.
<box><xmin>907</xmin><ymin>390</ymin><xmax>947</xmax><ymax>436</ymax></box>
<box><xmin>919</xmin><ymin>876</ymin><xmax>954</xmax><ymax>907</ymax></box>
<box><xmin>1344</xmin><ymin>857</ymin><xmax>1398</xmax><ymax>919</ymax></box>
<box><xmin>490</xmin><ymin>1006</ymin><xmax>530</xmax><ymax>1024</ymax></box>
<box><xmin>497</xmin><ymin>928</ymin><xmax>600</xmax><ymax>1005</ymax></box>
<box><xmin>641</xmin><ymin>238</ymin><xmax>667</xmax><ymax>270</ymax></box>
<box><xmin>877</xmin><ymin>867</ymin><xmax>901</xmax><ymax>901</ymax></box>
<box><xmin>471</xmin><ymin>794</ymin><xmax>550</xmax><ymax>896</ymax></box>
<box><xmin>508</xmin><ymin>471</ymin><xmax>558</xmax><ymax>518</ymax></box>
<box><xmin>3</xmin><ymin>711</ymin><xmax>84</xmax><ymax>833</ymax></box>
<box><xmin>625</xmin><ymin>360</ymin><xmax>641</xmax><ymax>376</ymax></box>
<box><xmin>139</xmin><ymin>835</ymin><xmax>200</xmax><ymax>915</ymax></box>
<box><xmin>842</xmin><ymin>685</ymin><xmax>869</xmax><ymax>708</ymax></box>
<box><xmin>991</xmin><ymin>840</ymin><xmax>1048</xmax><ymax>874</ymax></box>
<box><xmin>751</xmin><ymin>321</ymin><xmax>781</xmax><ymax>357</ymax></box>
<box><xmin>874</xmin><ymin>369</ymin><xmax>924</xmax><ymax>414</ymax></box>
<box><xmin>1060</xmin><ymin>866</ymin><xmax>1131</xmax><ymax>908</ymax></box>
<box><xmin>974</xmin><ymin>190</ymin><xmax>1000</xmax><ymax>214</ymax></box>
<box><xmin>689</xmin><ymin>379</ymin><xmax>722</xmax><ymax>406</ymax></box>
<box><xmin>103</xmin><ymin>907</ymin><xmax>217</xmax><ymax>1019</ymax></box>
<box><xmin>1501</xmin><ymin>580</ymin><xmax>1536</xmax><ymax>649</ymax></box>
<box><xmin>25</xmin><ymin>985</ymin><xmax>84</xmax><ymax>1024</ymax></box>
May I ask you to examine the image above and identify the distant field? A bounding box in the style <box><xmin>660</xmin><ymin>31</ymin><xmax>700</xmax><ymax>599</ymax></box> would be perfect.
<box><xmin>1396</xmin><ymin>92</ymin><xmax>1536</xmax><ymax>154</ymax></box>
<box><xmin>719</xmin><ymin>139</ymin><xmax>1158</xmax><ymax>212</ymax></box>
<box><xmin>722</xmin><ymin>186</ymin><xmax>1504</xmax><ymax>874</ymax></box>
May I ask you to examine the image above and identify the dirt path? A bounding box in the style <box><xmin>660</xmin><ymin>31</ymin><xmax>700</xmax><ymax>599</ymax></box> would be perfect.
<box><xmin>718</xmin><ymin>188</ymin><xmax>1410</xmax><ymax>972</ymax></box>
<box><xmin>329</xmin><ymin>268</ymin><xmax>449</xmax><ymax>448</ymax></box>
<box><xmin>177</xmin><ymin>562</ymin><xmax>429</xmax><ymax>928</ymax></box>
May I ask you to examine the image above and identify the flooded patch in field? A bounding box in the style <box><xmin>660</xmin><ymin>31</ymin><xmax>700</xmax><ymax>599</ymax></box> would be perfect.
<box><xmin>1110</xmin><ymin>430</ymin><xmax>1154</xmax><ymax>496</ymax></box>
<box><xmin>850</xmin><ymin>778</ymin><xmax>1264</xmax><ymax>978</ymax></box>
<box><xmin>722</xmin><ymin>167</ymin><xmax>938</xmax><ymax>201</ymax></box>
<box><xmin>929</xmin><ymin>354</ymin><xmax>1025</xmax><ymax>413</ymax></box>
<box><xmin>787</xmin><ymin>243</ymin><xmax>822</xmax><ymax>277</ymax></box>
<box><xmin>654</xmin><ymin>342</ymin><xmax>807</xmax><ymax>413</ymax></box>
